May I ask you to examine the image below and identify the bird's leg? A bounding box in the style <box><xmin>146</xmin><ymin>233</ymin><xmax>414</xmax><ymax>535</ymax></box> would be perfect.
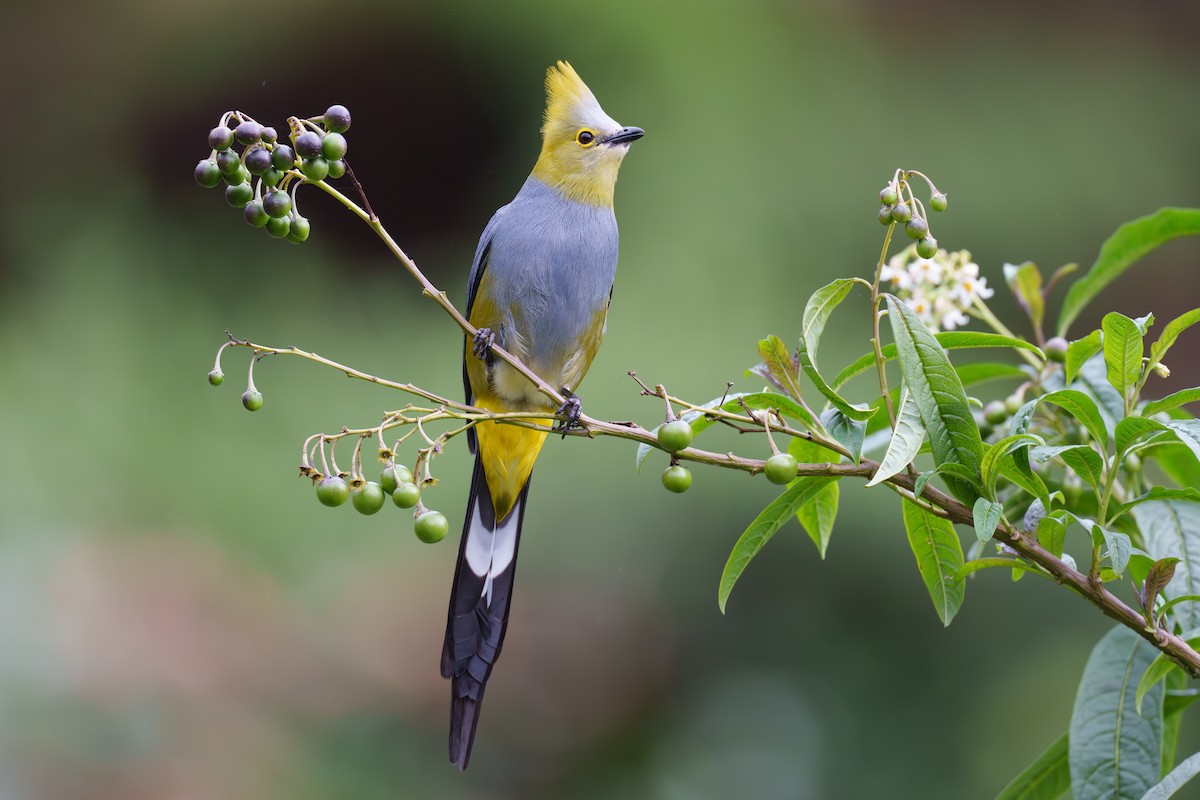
<box><xmin>472</xmin><ymin>328</ymin><xmax>496</xmax><ymax>363</ymax></box>
<box><xmin>553</xmin><ymin>389</ymin><xmax>584</xmax><ymax>438</ymax></box>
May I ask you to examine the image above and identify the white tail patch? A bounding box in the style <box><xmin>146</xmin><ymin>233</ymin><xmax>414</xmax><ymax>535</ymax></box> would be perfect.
<box><xmin>463</xmin><ymin>501</ymin><xmax>520</xmax><ymax>607</ymax></box>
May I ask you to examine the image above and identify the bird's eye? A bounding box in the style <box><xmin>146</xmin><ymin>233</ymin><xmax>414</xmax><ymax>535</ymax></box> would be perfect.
<box><xmin>576</xmin><ymin>130</ymin><xmax>595</xmax><ymax>146</ymax></box>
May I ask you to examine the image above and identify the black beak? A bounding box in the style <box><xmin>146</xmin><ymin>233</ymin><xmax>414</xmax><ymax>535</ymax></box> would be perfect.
<box><xmin>604</xmin><ymin>126</ymin><xmax>644</xmax><ymax>145</ymax></box>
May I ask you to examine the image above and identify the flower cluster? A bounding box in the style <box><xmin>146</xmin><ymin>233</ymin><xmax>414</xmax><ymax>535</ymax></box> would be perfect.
<box><xmin>880</xmin><ymin>244</ymin><xmax>994</xmax><ymax>332</ymax></box>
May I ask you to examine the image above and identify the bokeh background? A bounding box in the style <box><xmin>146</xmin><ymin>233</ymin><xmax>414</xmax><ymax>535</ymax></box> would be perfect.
<box><xmin>4</xmin><ymin>2</ymin><xmax>1200</xmax><ymax>798</ymax></box>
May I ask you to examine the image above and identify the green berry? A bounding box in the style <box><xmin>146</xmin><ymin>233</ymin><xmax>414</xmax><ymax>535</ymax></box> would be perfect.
<box><xmin>392</xmin><ymin>482</ymin><xmax>420</xmax><ymax>509</ymax></box>
<box><xmin>235</xmin><ymin>120</ymin><xmax>263</xmax><ymax>144</ymax></box>
<box><xmin>381</xmin><ymin>464</ymin><xmax>414</xmax><ymax>494</ymax></box>
<box><xmin>271</xmin><ymin>144</ymin><xmax>296</xmax><ymax>170</ymax></box>
<box><xmin>321</xmin><ymin>132</ymin><xmax>348</xmax><ymax>160</ymax></box>
<box><xmin>1004</xmin><ymin>394</ymin><xmax>1023</xmax><ymax>415</ymax></box>
<box><xmin>194</xmin><ymin>159</ymin><xmax>221</xmax><ymax>188</ymax></box>
<box><xmin>905</xmin><ymin>217</ymin><xmax>929</xmax><ymax>240</ymax></box>
<box><xmin>316</xmin><ymin>476</ymin><xmax>350</xmax><ymax>507</ymax></box>
<box><xmin>224</xmin><ymin>182</ymin><xmax>253</xmax><ymax>208</ymax></box>
<box><xmin>263</xmin><ymin>190</ymin><xmax>291</xmax><ymax>218</ymax></box>
<box><xmin>327</xmin><ymin>159</ymin><xmax>347</xmax><ymax>179</ymax></box>
<box><xmin>259</xmin><ymin>167</ymin><xmax>283</xmax><ymax>187</ymax></box>
<box><xmin>414</xmin><ymin>510</ymin><xmax>449</xmax><ymax>543</ymax></box>
<box><xmin>261</xmin><ymin>126</ymin><xmax>278</xmax><ymax>143</ymax></box>
<box><xmin>287</xmin><ymin>216</ymin><xmax>311</xmax><ymax>243</ymax></box>
<box><xmin>216</xmin><ymin>149</ymin><xmax>241</xmax><ymax>175</ymax></box>
<box><xmin>657</xmin><ymin>419</ymin><xmax>694</xmax><ymax>452</ymax></box>
<box><xmin>244</xmin><ymin>200</ymin><xmax>269</xmax><ymax>227</ymax></box>
<box><xmin>295</xmin><ymin>131</ymin><xmax>323</xmax><ymax>159</ymax></box>
<box><xmin>984</xmin><ymin>399</ymin><xmax>1008</xmax><ymax>425</ymax></box>
<box><xmin>1045</xmin><ymin>336</ymin><xmax>1068</xmax><ymax>363</ymax></box>
<box><xmin>878</xmin><ymin>205</ymin><xmax>893</xmax><ymax>225</ymax></box>
<box><xmin>929</xmin><ymin>192</ymin><xmax>948</xmax><ymax>212</ymax></box>
<box><xmin>661</xmin><ymin>465</ymin><xmax>692</xmax><ymax>493</ymax></box>
<box><xmin>244</xmin><ymin>146</ymin><xmax>272</xmax><ymax>175</ymax></box>
<box><xmin>764</xmin><ymin>453</ymin><xmax>798</xmax><ymax>485</ymax></box>
<box><xmin>223</xmin><ymin>164</ymin><xmax>249</xmax><ymax>186</ymax></box>
<box><xmin>242</xmin><ymin>389</ymin><xmax>263</xmax><ymax>411</ymax></box>
<box><xmin>1125</xmin><ymin>452</ymin><xmax>1142</xmax><ymax>472</ymax></box>
<box><xmin>208</xmin><ymin>125</ymin><xmax>234</xmax><ymax>150</ymax></box>
<box><xmin>301</xmin><ymin>156</ymin><xmax>329</xmax><ymax>181</ymax></box>
<box><xmin>324</xmin><ymin>104</ymin><xmax>352</xmax><ymax>133</ymax></box>
<box><xmin>207</xmin><ymin>368</ymin><xmax>224</xmax><ymax>386</ymax></box>
<box><xmin>879</xmin><ymin>185</ymin><xmax>898</xmax><ymax>206</ymax></box>
<box><xmin>916</xmin><ymin>236</ymin><xmax>938</xmax><ymax>259</ymax></box>
<box><xmin>352</xmin><ymin>481</ymin><xmax>386</xmax><ymax>515</ymax></box>
<box><xmin>265</xmin><ymin>216</ymin><xmax>291</xmax><ymax>238</ymax></box>
<box><xmin>890</xmin><ymin>202</ymin><xmax>912</xmax><ymax>223</ymax></box>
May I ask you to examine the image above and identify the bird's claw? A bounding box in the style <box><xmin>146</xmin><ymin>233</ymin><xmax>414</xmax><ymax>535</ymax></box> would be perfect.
<box><xmin>472</xmin><ymin>328</ymin><xmax>495</xmax><ymax>360</ymax></box>
<box><xmin>553</xmin><ymin>391</ymin><xmax>583</xmax><ymax>438</ymax></box>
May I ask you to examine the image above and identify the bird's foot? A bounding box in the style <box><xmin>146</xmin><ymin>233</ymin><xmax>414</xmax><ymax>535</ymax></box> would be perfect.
<box><xmin>472</xmin><ymin>328</ymin><xmax>495</xmax><ymax>360</ymax></box>
<box><xmin>553</xmin><ymin>390</ymin><xmax>584</xmax><ymax>438</ymax></box>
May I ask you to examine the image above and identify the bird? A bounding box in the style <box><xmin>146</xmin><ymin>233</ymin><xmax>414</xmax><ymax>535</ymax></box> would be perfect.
<box><xmin>440</xmin><ymin>61</ymin><xmax>643</xmax><ymax>770</ymax></box>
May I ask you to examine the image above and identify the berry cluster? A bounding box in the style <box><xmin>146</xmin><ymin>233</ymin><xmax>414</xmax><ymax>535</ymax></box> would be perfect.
<box><xmin>878</xmin><ymin>170</ymin><xmax>946</xmax><ymax>259</ymax></box>
<box><xmin>193</xmin><ymin>104</ymin><xmax>352</xmax><ymax>243</ymax></box>
<box><xmin>303</xmin><ymin>460</ymin><xmax>449</xmax><ymax>543</ymax></box>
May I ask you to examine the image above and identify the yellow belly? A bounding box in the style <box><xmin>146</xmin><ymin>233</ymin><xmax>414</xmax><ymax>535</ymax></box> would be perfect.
<box><xmin>473</xmin><ymin>397</ymin><xmax>550</xmax><ymax>521</ymax></box>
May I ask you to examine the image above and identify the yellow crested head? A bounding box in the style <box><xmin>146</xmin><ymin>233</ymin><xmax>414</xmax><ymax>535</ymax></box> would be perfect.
<box><xmin>531</xmin><ymin>61</ymin><xmax>643</xmax><ymax>207</ymax></box>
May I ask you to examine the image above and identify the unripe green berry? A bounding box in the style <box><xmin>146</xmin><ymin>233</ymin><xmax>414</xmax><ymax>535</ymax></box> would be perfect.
<box><xmin>301</xmin><ymin>156</ymin><xmax>329</xmax><ymax>181</ymax></box>
<box><xmin>905</xmin><ymin>217</ymin><xmax>929</xmax><ymax>240</ymax></box>
<box><xmin>324</xmin><ymin>104</ymin><xmax>352</xmax><ymax>133</ymax></box>
<box><xmin>879</xmin><ymin>185</ymin><xmax>899</xmax><ymax>206</ymax></box>
<box><xmin>224</xmin><ymin>182</ymin><xmax>253</xmax><ymax>208</ymax></box>
<box><xmin>916</xmin><ymin>236</ymin><xmax>938</xmax><ymax>259</ymax></box>
<box><xmin>658</xmin><ymin>419</ymin><xmax>694</xmax><ymax>452</ymax></box>
<box><xmin>321</xmin><ymin>132</ymin><xmax>348</xmax><ymax>160</ymax></box>
<box><xmin>271</xmin><ymin>144</ymin><xmax>296</xmax><ymax>170</ymax></box>
<box><xmin>327</xmin><ymin>159</ymin><xmax>347</xmax><ymax>179</ymax></box>
<box><xmin>242</xmin><ymin>389</ymin><xmax>263</xmax><ymax>411</ymax></box>
<box><xmin>194</xmin><ymin>159</ymin><xmax>221</xmax><ymax>188</ymax></box>
<box><xmin>223</xmin><ymin>165</ymin><xmax>249</xmax><ymax>186</ymax></box>
<box><xmin>415</xmin><ymin>510</ymin><xmax>449</xmax><ymax>543</ymax></box>
<box><xmin>381</xmin><ymin>464</ymin><xmax>414</xmax><ymax>494</ymax></box>
<box><xmin>216</xmin><ymin>149</ymin><xmax>241</xmax><ymax>175</ymax></box>
<box><xmin>1045</xmin><ymin>336</ymin><xmax>1068</xmax><ymax>363</ymax></box>
<box><xmin>207</xmin><ymin>368</ymin><xmax>224</xmax><ymax>386</ymax></box>
<box><xmin>259</xmin><ymin>167</ymin><xmax>283</xmax><ymax>187</ymax></box>
<box><xmin>316</xmin><ymin>476</ymin><xmax>350</xmax><ymax>507</ymax></box>
<box><xmin>929</xmin><ymin>192</ymin><xmax>948</xmax><ymax>212</ymax></box>
<box><xmin>287</xmin><ymin>216</ymin><xmax>311</xmax><ymax>243</ymax></box>
<box><xmin>1004</xmin><ymin>394</ymin><xmax>1023</xmax><ymax>415</ymax></box>
<box><xmin>261</xmin><ymin>126</ymin><xmax>278</xmax><ymax>143</ymax></box>
<box><xmin>878</xmin><ymin>205</ymin><xmax>894</xmax><ymax>225</ymax></box>
<box><xmin>352</xmin><ymin>481</ymin><xmax>386</xmax><ymax>515</ymax></box>
<box><xmin>265</xmin><ymin>216</ymin><xmax>291</xmax><ymax>238</ymax></box>
<box><xmin>244</xmin><ymin>200</ymin><xmax>269</xmax><ymax>227</ymax></box>
<box><xmin>984</xmin><ymin>399</ymin><xmax>1008</xmax><ymax>425</ymax></box>
<box><xmin>764</xmin><ymin>453</ymin><xmax>798</xmax><ymax>485</ymax></box>
<box><xmin>263</xmin><ymin>190</ymin><xmax>291</xmax><ymax>218</ymax></box>
<box><xmin>890</xmin><ymin>202</ymin><xmax>912</xmax><ymax>223</ymax></box>
<box><xmin>661</xmin><ymin>465</ymin><xmax>692</xmax><ymax>493</ymax></box>
<box><xmin>1125</xmin><ymin>452</ymin><xmax>1142</xmax><ymax>472</ymax></box>
<box><xmin>208</xmin><ymin>125</ymin><xmax>234</xmax><ymax>150</ymax></box>
<box><xmin>392</xmin><ymin>482</ymin><xmax>420</xmax><ymax>509</ymax></box>
<box><xmin>295</xmin><ymin>131</ymin><xmax>323</xmax><ymax>159</ymax></box>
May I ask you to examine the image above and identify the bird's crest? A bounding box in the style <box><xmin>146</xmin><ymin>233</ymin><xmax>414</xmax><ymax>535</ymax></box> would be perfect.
<box><xmin>543</xmin><ymin>61</ymin><xmax>603</xmax><ymax>130</ymax></box>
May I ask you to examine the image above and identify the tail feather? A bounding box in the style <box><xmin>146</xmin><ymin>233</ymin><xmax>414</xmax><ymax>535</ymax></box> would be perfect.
<box><xmin>441</xmin><ymin>457</ymin><xmax>530</xmax><ymax>770</ymax></box>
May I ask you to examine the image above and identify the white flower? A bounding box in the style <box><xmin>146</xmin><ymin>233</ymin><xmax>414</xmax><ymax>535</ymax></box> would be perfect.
<box><xmin>952</xmin><ymin>273</ymin><xmax>994</xmax><ymax>305</ymax></box>
<box><xmin>907</xmin><ymin>257</ymin><xmax>943</xmax><ymax>287</ymax></box>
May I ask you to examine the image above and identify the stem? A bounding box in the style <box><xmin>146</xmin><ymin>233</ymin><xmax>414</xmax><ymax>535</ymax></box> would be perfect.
<box><xmin>973</xmin><ymin>297</ymin><xmax>1042</xmax><ymax>369</ymax></box>
<box><xmin>871</xmin><ymin>223</ymin><xmax>899</xmax><ymax>428</ymax></box>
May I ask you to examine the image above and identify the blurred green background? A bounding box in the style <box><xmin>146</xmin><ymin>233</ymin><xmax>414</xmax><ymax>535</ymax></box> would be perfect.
<box><xmin>4</xmin><ymin>2</ymin><xmax>1200</xmax><ymax>798</ymax></box>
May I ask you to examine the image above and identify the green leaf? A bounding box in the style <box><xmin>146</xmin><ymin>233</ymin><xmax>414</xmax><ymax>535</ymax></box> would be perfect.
<box><xmin>1133</xmin><ymin>501</ymin><xmax>1200</xmax><ymax>631</ymax></box>
<box><xmin>1161</xmin><ymin>666</ymin><xmax>1189</xmax><ymax>777</ymax></box>
<box><xmin>1076</xmin><ymin>352</ymin><xmax>1128</xmax><ymax>427</ymax></box>
<box><xmin>973</xmin><ymin>497</ymin><xmax>1004</xmax><ymax>544</ymax></box>
<box><xmin>797</xmin><ymin>336</ymin><xmax>876</xmax><ymax>422</ymax></box>
<box><xmin>886</xmin><ymin>295</ymin><xmax>984</xmax><ymax>505</ymax></box>
<box><xmin>1150</xmin><ymin>306</ymin><xmax>1200</xmax><ymax>370</ymax></box>
<box><xmin>1030</xmin><ymin>445</ymin><xmax>1106</xmax><ymax>492</ymax></box>
<box><xmin>1116</xmin><ymin>488</ymin><xmax>1200</xmax><ymax>521</ymax></box>
<box><xmin>1140</xmin><ymin>751</ymin><xmax>1200</xmax><ymax>800</ymax></box>
<box><xmin>992</xmin><ymin>731</ymin><xmax>1070</xmax><ymax>800</ymax></box>
<box><xmin>1166</xmin><ymin>420</ymin><xmax>1200</xmax><ymax>464</ymax></box>
<box><xmin>1069</xmin><ymin>625</ymin><xmax>1165</xmax><ymax>800</ymax></box>
<box><xmin>1103</xmin><ymin>312</ymin><xmax>1147</xmax><ymax>402</ymax></box>
<box><xmin>1065</xmin><ymin>512</ymin><xmax>1132</xmax><ymax>577</ymax></box>
<box><xmin>1136</xmin><ymin>653</ymin><xmax>1185</xmax><ymax>716</ymax></box>
<box><xmin>1144</xmin><ymin>388</ymin><xmax>1200</xmax><ymax>418</ymax></box>
<box><xmin>1042</xmin><ymin>389</ymin><xmax>1111</xmax><ymax>451</ymax></box>
<box><xmin>1004</xmin><ymin>261</ymin><xmax>1046</xmax><ymax>332</ymax></box>
<box><xmin>821</xmin><ymin>408</ymin><xmax>866</xmax><ymax>465</ymax></box>
<box><xmin>801</xmin><ymin>278</ymin><xmax>857</xmax><ymax>362</ymax></box>
<box><xmin>1116</xmin><ymin>417</ymin><xmax>1171</xmax><ymax>459</ymax></box>
<box><xmin>1139</xmin><ymin>557</ymin><xmax>1182</xmax><ymax>614</ymax></box>
<box><xmin>901</xmin><ymin>497</ymin><xmax>965</xmax><ymax>626</ymax></box>
<box><xmin>758</xmin><ymin>335</ymin><xmax>803</xmax><ymax>401</ymax></box>
<box><xmin>955</xmin><ymin>362</ymin><xmax>1029</xmax><ymax>388</ymax></box>
<box><xmin>981</xmin><ymin>434</ymin><xmax>1045</xmax><ymax>500</ymax></box>
<box><xmin>833</xmin><ymin>332</ymin><xmax>1046</xmax><ymax>390</ymax></box>
<box><xmin>717</xmin><ymin>477</ymin><xmax>837</xmax><ymax>612</ymax></box>
<box><xmin>867</xmin><ymin>388</ymin><xmax>926</xmax><ymax>487</ymax></box>
<box><xmin>995</xmin><ymin>454</ymin><xmax>1051</xmax><ymax>511</ymax></box>
<box><xmin>1058</xmin><ymin>208</ymin><xmax>1200</xmax><ymax>336</ymax></box>
<box><xmin>1066</xmin><ymin>329</ymin><xmax>1104</xmax><ymax>386</ymax></box>
<box><xmin>1037</xmin><ymin>515</ymin><xmax>1067</xmax><ymax>558</ymax></box>
<box><xmin>788</xmin><ymin>437</ymin><xmax>840</xmax><ymax>559</ymax></box>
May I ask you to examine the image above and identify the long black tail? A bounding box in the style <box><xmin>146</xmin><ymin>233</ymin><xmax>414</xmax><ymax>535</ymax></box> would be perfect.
<box><xmin>440</xmin><ymin>456</ymin><xmax>530</xmax><ymax>770</ymax></box>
